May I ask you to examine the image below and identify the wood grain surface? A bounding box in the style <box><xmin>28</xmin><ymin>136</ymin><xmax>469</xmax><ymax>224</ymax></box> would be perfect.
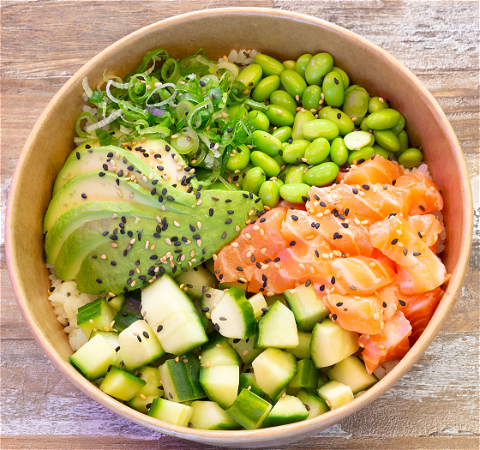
<box><xmin>1</xmin><ymin>1</ymin><xmax>478</xmax><ymax>449</ymax></box>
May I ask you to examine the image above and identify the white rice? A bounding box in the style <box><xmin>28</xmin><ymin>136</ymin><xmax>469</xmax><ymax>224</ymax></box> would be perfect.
<box><xmin>218</xmin><ymin>49</ymin><xmax>260</xmax><ymax>66</ymax></box>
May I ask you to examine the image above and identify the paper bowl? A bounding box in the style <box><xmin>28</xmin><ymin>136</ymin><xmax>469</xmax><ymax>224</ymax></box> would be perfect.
<box><xmin>5</xmin><ymin>7</ymin><xmax>473</xmax><ymax>448</ymax></box>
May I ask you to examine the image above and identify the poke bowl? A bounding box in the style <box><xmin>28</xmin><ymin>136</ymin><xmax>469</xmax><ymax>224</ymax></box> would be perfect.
<box><xmin>5</xmin><ymin>7</ymin><xmax>473</xmax><ymax>448</ymax></box>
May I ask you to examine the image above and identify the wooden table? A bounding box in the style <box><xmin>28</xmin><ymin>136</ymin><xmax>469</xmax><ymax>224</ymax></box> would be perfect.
<box><xmin>1</xmin><ymin>1</ymin><xmax>478</xmax><ymax>449</ymax></box>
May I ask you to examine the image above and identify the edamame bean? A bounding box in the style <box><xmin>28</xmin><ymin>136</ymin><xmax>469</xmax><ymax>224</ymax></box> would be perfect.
<box><xmin>282</xmin><ymin>60</ymin><xmax>296</xmax><ymax>71</ymax></box>
<box><xmin>302</xmin><ymin>85</ymin><xmax>322</xmax><ymax>111</ymax></box>
<box><xmin>305</xmin><ymin>53</ymin><xmax>334</xmax><ymax>85</ymax></box>
<box><xmin>279</xmin><ymin>183</ymin><xmax>310</xmax><ymax>203</ymax></box>
<box><xmin>390</xmin><ymin>114</ymin><xmax>405</xmax><ymax>135</ymax></box>
<box><xmin>322</xmin><ymin>72</ymin><xmax>344</xmax><ymax>107</ymax></box>
<box><xmin>243</xmin><ymin>167</ymin><xmax>266</xmax><ymax>194</ymax></box>
<box><xmin>250</xmin><ymin>151</ymin><xmax>281</xmax><ymax>177</ymax></box>
<box><xmin>330</xmin><ymin>137</ymin><xmax>349</xmax><ymax>166</ymax></box>
<box><xmin>302</xmin><ymin>119</ymin><xmax>339</xmax><ymax>141</ymax></box>
<box><xmin>236</xmin><ymin>63</ymin><xmax>263</xmax><ymax>89</ymax></box>
<box><xmin>364</xmin><ymin>109</ymin><xmax>401</xmax><ymax>130</ymax></box>
<box><xmin>292</xmin><ymin>110</ymin><xmax>315</xmax><ymax>141</ymax></box>
<box><xmin>304</xmin><ymin>162</ymin><xmax>340</xmax><ymax>186</ymax></box>
<box><xmin>331</xmin><ymin>66</ymin><xmax>350</xmax><ymax>89</ymax></box>
<box><xmin>318</xmin><ymin>106</ymin><xmax>354</xmax><ymax>136</ymax></box>
<box><xmin>367</xmin><ymin>133</ymin><xmax>375</xmax><ymax>147</ymax></box>
<box><xmin>226</xmin><ymin>144</ymin><xmax>251</xmax><ymax>171</ymax></box>
<box><xmin>279</xmin><ymin>164</ymin><xmax>292</xmax><ymax>182</ymax></box>
<box><xmin>254</xmin><ymin>54</ymin><xmax>285</xmax><ymax>76</ymax></box>
<box><xmin>372</xmin><ymin>130</ymin><xmax>400</xmax><ymax>152</ymax></box>
<box><xmin>280</xmin><ymin>69</ymin><xmax>308</xmax><ymax>98</ymax></box>
<box><xmin>227</xmin><ymin>104</ymin><xmax>248</xmax><ymax>120</ymax></box>
<box><xmin>270</xmin><ymin>90</ymin><xmax>297</xmax><ymax>116</ymax></box>
<box><xmin>368</xmin><ymin>97</ymin><xmax>389</xmax><ymax>113</ymax></box>
<box><xmin>286</xmin><ymin>164</ymin><xmax>308</xmax><ymax>184</ymax></box>
<box><xmin>271</xmin><ymin>178</ymin><xmax>284</xmax><ymax>188</ymax></box>
<box><xmin>252</xmin><ymin>75</ymin><xmax>281</xmax><ymax>102</ymax></box>
<box><xmin>273</xmin><ymin>154</ymin><xmax>285</xmax><ymax>167</ymax></box>
<box><xmin>295</xmin><ymin>54</ymin><xmax>313</xmax><ymax>78</ymax></box>
<box><xmin>252</xmin><ymin>130</ymin><xmax>283</xmax><ymax>156</ymax></box>
<box><xmin>282</xmin><ymin>140</ymin><xmax>311</xmax><ymax>163</ymax></box>
<box><xmin>373</xmin><ymin>144</ymin><xmax>396</xmax><ymax>160</ymax></box>
<box><xmin>271</xmin><ymin>126</ymin><xmax>292</xmax><ymax>143</ymax></box>
<box><xmin>360</xmin><ymin>117</ymin><xmax>371</xmax><ymax>132</ymax></box>
<box><xmin>348</xmin><ymin>146</ymin><xmax>375</xmax><ymax>165</ymax></box>
<box><xmin>265</xmin><ymin>104</ymin><xmax>295</xmax><ymax>127</ymax></box>
<box><xmin>398</xmin><ymin>148</ymin><xmax>423</xmax><ymax>168</ymax></box>
<box><xmin>396</xmin><ymin>129</ymin><xmax>409</xmax><ymax>156</ymax></box>
<box><xmin>304</xmin><ymin>138</ymin><xmax>330</xmax><ymax>164</ymax></box>
<box><xmin>247</xmin><ymin>110</ymin><xmax>270</xmax><ymax>131</ymax></box>
<box><xmin>259</xmin><ymin>181</ymin><xmax>280</xmax><ymax>208</ymax></box>
<box><xmin>344</xmin><ymin>131</ymin><xmax>372</xmax><ymax>150</ymax></box>
<box><xmin>342</xmin><ymin>87</ymin><xmax>370</xmax><ymax>120</ymax></box>
<box><xmin>344</xmin><ymin>84</ymin><xmax>367</xmax><ymax>96</ymax></box>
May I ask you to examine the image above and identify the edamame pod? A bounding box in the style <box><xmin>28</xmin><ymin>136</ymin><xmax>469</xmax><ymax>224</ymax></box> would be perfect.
<box><xmin>304</xmin><ymin>162</ymin><xmax>340</xmax><ymax>186</ymax></box>
<box><xmin>364</xmin><ymin>109</ymin><xmax>401</xmax><ymax>130</ymax></box>
<box><xmin>285</xmin><ymin>164</ymin><xmax>308</xmax><ymax>184</ymax></box>
<box><xmin>372</xmin><ymin>144</ymin><xmax>396</xmax><ymax>160</ymax></box>
<box><xmin>282</xmin><ymin>60</ymin><xmax>296</xmax><ymax>71</ymax></box>
<box><xmin>292</xmin><ymin>110</ymin><xmax>315</xmax><ymax>141</ymax></box>
<box><xmin>390</xmin><ymin>114</ymin><xmax>406</xmax><ymax>135</ymax></box>
<box><xmin>372</xmin><ymin>130</ymin><xmax>400</xmax><ymax>152</ymax></box>
<box><xmin>396</xmin><ymin>129</ymin><xmax>409</xmax><ymax>156</ymax></box>
<box><xmin>250</xmin><ymin>151</ymin><xmax>281</xmax><ymax>177</ymax></box>
<box><xmin>318</xmin><ymin>106</ymin><xmax>354</xmax><ymax>136</ymax></box>
<box><xmin>342</xmin><ymin>87</ymin><xmax>370</xmax><ymax>120</ymax></box>
<box><xmin>279</xmin><ymin>183</ymin><xmax>310</xmax><ymax>203</ymax></box>
<box><xmin>302</xmin><ymin>119</ymin><xmax>339</xmax><ymax>141</ymax></box>
<box><xmin>226</xmin><ymin>144</ymin><xmax>251</xmax><ymax>171</ymax></box>
<box><xmin>368</xmin><ymin>97</ymin><xmax>389</xmax><ymax>113</ymax></box>
<box><xmin>236</xmin><ymin>64</ymin><xmax>263</xmax><ymax>89</ymax></box>
<box><xmin>398</xmin><ymin>148</ymin><xmax>423</xmax><ymax>168</ymax></box>
<box><xmin>271</xmin><ymin>126</ymin><xmax>292</xmax><ymax>143</ymax></box>
<box><xmin>344</xmin><ymin>131</ymin><xmax>372</xmax><ymax>150</ymax></box>
<box><xmin>258</xmin><ymin>181</ymin><xmax>280</xmax><ymax>208</ymax></box>
<box><xmin>348</xmin><ymin>146</ymin><xmax>375</xmax><ymax>165</ymax></box>
<box><xmin>254</xmin><ymin>54</ymin><xmax>285</xmax><ymax>76</ymax></box>
<box><xmin>295</xmin><ymin>54</ymin><xmax>313</xmax><ymax>78</ymax></box>
<box><xmin>252</xmin><ymin>75</ymin><xmax>281</xmax><ymax>102</ymax></box>
<box><xmin>304</xmin><ymin>138</ymin><xmax>331</xmax><ymax>164</ymax></box>
<box><xmin>247</xmin><ymin>110</ymin><xmax>270</xmax><ymax>131</ymax></box>
<box><xmin>330</xmin><ymin>137</ymin><xmax>349</xmax><ymax>166</ymax></box>
<box><xmin>280</xmin><ymin>69</ymin><xmax>308</xmax><ymax>98</ymax></box>
<box><xmin>282</xmin><ymin>140</ymin><xmax>311</xmax><ymax>163</ymax></box>
<box><xmin>270</xmin><ymin>90</ymin><xmax>297</xmax><ymax>116</ymax></box>
<box><xmin>302</xmin><ymin>85</ymin><xmax>322</xmax><ymax>111</ymax></box>
<box><xmin>265</xmin><ymin>104</ymin><xmax>295</xmax><ymax>127</ymax></box>
<box><xmin>252</xmin><ymin>130</ymin><xmax>283</xmax><ymax>156</ymax></box>
<box><xmin>331</xmin><ymin>66</ymin><xmax>350</xmax><ymax>89</ymax></box>
<box><xmin>305</xmin><ymin>53</ymin><xmax>334</xmax><ymax>85</ymax></box>
<box><xmin>243</xmin><ymin>167</ymin><xmax>266</xmax><ymax>194</ymax></box>
<box><xmin>322</xmin><ymin>72</ymin><xmax>344</xmax><ymax>107</ymax></box>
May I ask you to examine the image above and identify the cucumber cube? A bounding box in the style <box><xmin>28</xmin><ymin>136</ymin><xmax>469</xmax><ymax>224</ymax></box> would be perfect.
<box><xmin>190</xmin><ymin>401</ymin><xmax>242</xmax><ymax>430</ymax></box>
<box><xmin>128</xmin><ymin>366</ymin><xmax>162</xmax><ymax>413</ymax></box>
<box><xmin>200</xmin><ymin>287</ymin><xmax>225</xmax><ymax>318</ymax></box>
<box><xmin>310</xmin><ymin>319</ymin><xmax>359</xmax><ymax>368</ymax></box>
<box><xmin>286</xmin><ymin>331</ymin><xmax>312</xmax><ymax>360</ymax></box>
<box><xmin>148</xmin><ymin>398</ymin><xmax>193</xmax><ymax>427</ymax></box>
<box><xmin>226</xmin><ymin>389</ymin><xmax>272</xmax><ymax>430</ymax></box>
<box><xmin>248</xmin><ymin>293</ymin><xmax>268</xmax><ymax>319</ymax></box>
<box><xmin>99</xmin><ymin>366</ymin><xmax>146</xmax><ymax>401</ymax></box>
<box><xmin>327</xmin><ymin>356</ymin><xmax>378</xmax><ymax>394</ymax></box>
<box><xmin>288</xmin><ymin>359</ymin><xmax>319</xmax><ymax>390</ymax></box>
<box><xmin>317</xmin><ymin>380</ymin><xmax>354</xmax><ymax>409</ymax></box>
<box><xmin>261</xmin><ymin>395</ymin><xmax>309</xmax><ymax>428</ymax></box>
<box><xmin>297</xmin><ymin>388</ymin><xmax>329</xmax><ymax>419</ymax></box>
<box><xmin>239</xmin><ymin>373</ymin><xmax>271</xmax><ymax>401</ymax></box>
<box><xmin>255</xmin><ymin>301</ymin><xmax>298</xmax><ymax>349</ymax></box>
<box><xmin>90</xmin><ymin>330</ymin><xmax>121</xmax><ymax>367</ymax></box>
<box><xmin>107</xmin><ymin>293</ymin><xmax>126</xmax><ymax>311</ymax></box>
<box><xmin>112</xmin><ymin>290</ymin><xmax>142</xmax><ymax>332</ymax></box>
<box><xmin>69</xmin><ymin>334</ymin><xmax>117</xmax><ymax>380</ymax></box>
<box><xmin>265</xmin><ymin>293</ymin><xmax>285</xmax><ymax>307</ymax></box>
<box><xmin>228</xmin><ymin>336</ymin><xmax>263</xmax><ymax>365</ymax></box>
<box><xmin>77</xmin><ymin>297</ymin><xmax>117</xmax><ymax>338</ymax></box>
<box><xmin>200</xmin><ymin>332</ymin><xmax>239</xmax><ymax>367</ymax></box>
<box><xmin>252</xmin><ymin>348</ymin><xmax>298</xmax><ymax>399</ymax></box>
<box><xmin>175</xmin><ymin>265</ymin><xmax>215</xmax><ymax>299</ymax></box>
<box><xmin>199</xmin><ymin>365</ymin><xmax>239</xmax><ymax>409</ymax></box>
<box><xmin>284</xmin><ymin>284</ymin><xmax>330</xmax><ymax>331</ymax></box>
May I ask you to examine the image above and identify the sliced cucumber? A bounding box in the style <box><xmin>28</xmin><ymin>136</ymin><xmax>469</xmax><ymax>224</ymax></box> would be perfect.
<box><xmin>248</xmin><ymin>293</ymin><xmax>268</xmax><ymax>319</ymax></box>
<box><xmin>175</xmin><ymin>265</ymin><xmax>215</xmax><ymax>299</ymax></box>
<box><xmin>107</xmin><ymin>293</ymin><xmax>126</xmax><ymax>311</ymax></box>
<box><xmin>296</xmin><ymin>388</ymin><xmax>329</xmax><ymax>419</ymax></box>
<box><xmin>288</xmin><ymin>359</ymin><xmax>319</xmax><ymax>390</ymax></box>
<box><xmin>228</xmin><ymin>336</ymin><xmax>263</xmax><ymax>365</ymax></box>
<box><xmin>90</xmin><ymin>330</ymin><xmax>121</xmax><ymax>367</ymax></box>
<box><xmin>99</xmin><ymin>366</ymin><xmax>146</xmax><ymax>401</ymax></box>
<box><xmin>255</xmin><ymin>301</ymin><xmax>298</xmax><ymax>349</ymax></box>
<box><xmin>199</xmin><ymin>365</ymin><xmax>239</xmax><ymax>409</ymax></box>
<box><xmin>69</xmin><ymin>334</ymin><xmax>117</xmax><ymax>380</ymax></box>
<box><xmin>190</xmin><ymin>401</ymin><xmax>242</xmax><ymax>430</ymax></box>
<box><xmin>112</xmin><ymin>290</ymin><xmax>142</xmax><ymax>332</ymax></box>
<box><xmin>252</xmin><ymin>348</ymin><xmax>298</xmax><ymax>399</ymax></box>
<box><xmin>310</xmin><ymin>319</ymin><xmax>359</xmax><ymax>368</ymax></box>
<box><xmin>327</xmin><ymin>356</ymin><xmax>378</xmax><ymax>394</ymax></box>
<box><xmin>211</xmin><ymin>287</ymin><xmax>255</xmax><ymax>339</ymax></box>
<box><xmin>261</xmin><ymin>394</ymin><xmax>309</xmax><ymax>428</ymax></box>
<box><xmin>200</xmin><ymin>287</ymin><xmax>225</xmax><ymax>318</ymax></box>
<box><xmin>284</xmin><ymin>284</ymin><xmax>330</xmax><ymax>331</ymax></box>
<box><xmin>239</xmin><ymin>373</ymin><xmax>271</xmax><ymax>402</ymax></box>
<box><xmin>200</xmin><ymin>332</ymin><xmax>239</xmax><ymax>367</ymax></box>
<box><xmin>77</xmin><ymin>297</ymin><xmax>117</xmax><ymax>338</ymax></box>
<box><xmin>286</xmin><ymin>331</ymin><xmax>312</xmax><ymax>360</ymax></box>
<box><xmin>317</xmin><ymin>380</ymin><xmax>354</xmax><ymax>410</ymax></box>
<box><xmin>128</xmin><ymin>366</ymin><xmax>162</xmax><ymax>413</ymax></box>
<box><xmin>226</xmin><ymin>389</ymin><xmax>272</xmax><ymax>430</ymax></box>
<box><xmin>218</xmin><ymin>280</ymin><xmax>248</xmax><ymax>292</ymax></box>
<box><xmin>148</xmin><ymin>398</ymin><xmax>193</xmax><ymax>427</ymax></box>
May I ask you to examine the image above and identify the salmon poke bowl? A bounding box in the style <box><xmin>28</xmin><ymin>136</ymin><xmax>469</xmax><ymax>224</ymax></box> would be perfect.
<box><xmin>5</xmin><ymin>8</ymin><xmax>473</xmax><ymax>448</ymax></box>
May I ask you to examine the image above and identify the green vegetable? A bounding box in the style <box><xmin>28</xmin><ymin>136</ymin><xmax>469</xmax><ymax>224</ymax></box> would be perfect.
<box><xmin>305</xmin><ymin>53</ymin><xmax>334</xmax><ymax>85</ymax></box>
<box><xmin>281</xmin><ymin>69</ymin><xmax>308</xmax><ymax>98</ymax></box>
<box><xmin>302</xmin><ymin>85</ymin><xmax>322</xmax><ymax>111</ymax></box>
<box><xmin>282</xmin><ymin>60</ymin><xmax>296</xmax><ymax>71</ymax></box>
<box><xmin>330</xmin><ymin>137</ymin><xmax>349</xmax><ymax>166</ymax></box>
<box><xmin>259</xmin><ymin>180</ymin><xmax>280</xmax><ymax>208</ymax></box>
<box><xmin>252</xmin><ymin>75</ymin><xmax>281</xmax><ymax>102</ymax></box>
<box><xmin>322</xmin><ymin>72</ymin><xmax>345</xmax><ymax>107</ymax></box>
<box><xmin>226</xmin><ymin>144</ymin><xmax>251</xmax><ymax>171</ymax></box>
<box><xmin>303</xmin><ymin>162</ymin><xmax>340</xmax><ymax>186</ymax></box>
<box><xmin>347</xmin><ymin>146</ymin><xmax>375</xmax><ymax>165</ymax></box>
<box><xmin>292</xmin><ymin>110</ymin><xmax>315</xmax><ymax>141</ymax></box>
<box><xmin>398</xmin><ymin>148</ymin><xmax>423</xmax><ymax>168</ymax></box>
<box><xmin>368</xmin><ymin>96</ymin><xmax>389</xmax><ymax>113</ymax></box>
<box><xmin>318</xmin><ymin>106</ymin><xmax>354</xmax><ymax>136</ymax></box>
<box><xmin>302</xmin><ymin>119</ymin><xmax>339</xmax><ymax>141</ymax></box>
<box><xmin>247</xmin><ymin>110</ymin><xmax>270</xmax><ymax>131</ymax></box>
<box><xmin>295</xmin><ymin>54</ymin><xmax>313</xmax><ymax>78</ymax></box>
<box><xmin>252</xmin><ymin>129</ymin><xmax>283</xmax><ymax>156</ymax></box>
<box><xmin>282</xmin><ymin>140</ymin><xmax>310</xmax><ymax>163</ymax></box>
<box><xmin>279</xmin><ymin>183</ymin><xmax>310</xmax><ymax>203</ymax></box>
<box><xmin>254</xmin><ymin>54</ymin><xmax>285</xmax><ymax>76</ymax></box>
<box><xmin>250</xmin><ymin>151</ymin><xmax>281</xmax><ymax>177</ymax></box>
<box><xmin>364</xmin><ymin>109</ymin><xmax>401</xmax><ymax>130</ymax></box>
<box><xmin>373</xmin><ymin>129</ymin><xmax>400</xmax><ymax>152</ymax></box>
<box><xmin>243</xmin><ymin>166</ymin><xmax>267</xmax><ymax>194</ymax></box>
<box><xmin>270</xmin><ymin>90</ymin><xmax>298</xmax><ymax>116</ymax></box>
<box><xmin>304</xmin><ymin>138</ymin><xmax>331</xmax><ymax>164</ymax></box>
<box><xmin>236</xmin><ymin>63</ymin><xmax>263</xmax><ymax>88</ymax></box>
<box><xmin>285</xmin><ymin>164</ymin><xmax>308</xmax><ymax>184</ymax></box>
<box><xmin>271</xmin><ymin>126</ymin><xmax>292</xmax><ymax>143</ymax></box>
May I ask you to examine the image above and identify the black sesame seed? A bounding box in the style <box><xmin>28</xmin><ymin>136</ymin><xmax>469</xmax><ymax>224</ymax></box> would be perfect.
<box><xmin>413</xmin><ymin>252</ymin><xmax>422</xmax><ymax>256</ymax></box>
<box><xmin>81</xmin><ymin>193</ymin><xmax>87</xmax><ymax>199</ymax></box>
<box><xmin>319</xmin><ymin>284</ymin><xmax>325</xmax><ymax>291</ymax></box>
<box><xmin>225</xmin><ymin>219</ymin><xmax>232</xmax><ymax>224</ymax></box>
<box><xmin>391</xmin><ymin>238</ymin><xmax>399</xmax><ymax>245</ymax></box>
<box><xmin>214</xmin><ymin>323</ymin><xmax>220</xmax><ymax>332</ymax></box>
<box><xmin>334</xmin><ymin>77</ymin><xmax>339</xmax><ymax>85</ymax></box>
<box><xmin>290</xmin><ymin>240</ymin><xmax>296</xmax><ymax>246</ymax></box>
<box><xmin>337</xmin><ymin>112</ymin><xmax>341</xmax><ymax>119</ymax></box>
<box><xmin>331</xmin><ymin>276</ymin><xmax>336</xmax><ymax>285</ymax></box>
<box><xmin>336</xmin><ymin>302</ymin><xmax>343</xmax><ymax>307</ymax></box>
<box><xmin>399</xmin><ymin>300</ymin><xmax>406</xmax><ymax>306</ymax></box>
<box><xmin>332</xmin><ymin>314</ymin><xmax>337</xmax><ymax>321</ymax></box>
<box><xmin>352</xmin><ymin>188</ymin><xmax>358</xmax><ymax>195</ymax></box>
<box><xmin>305</xmin><ymin>280</ymin><xmax>311</xmax><ymax>287</ymax></box>
<box><xmin>403</xmin><ymin>248</ymin><xmax>408</xmax><ymax>255</ymax></box>
<box><xmin>362</xmin><ymin>184</ymin><xmax>370</xmax><ymax>190</ymax></box>
<box><xmin>419</xmin><ymin>205</ymin><xmax>426</xmax><ymax>211</ymax></box>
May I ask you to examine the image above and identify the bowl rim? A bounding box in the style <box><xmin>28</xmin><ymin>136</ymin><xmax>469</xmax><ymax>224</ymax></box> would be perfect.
<box><xmin>5</xmin><ymin>6</ymin><xmax>473</xmax><ymax>444</ymax></box>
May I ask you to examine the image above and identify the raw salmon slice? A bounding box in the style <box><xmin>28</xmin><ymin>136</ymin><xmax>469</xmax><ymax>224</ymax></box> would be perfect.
<box><xmin>377</xmin><ymin>283</ymin><xmax>400</xmax><ymax>320</ymax></box>
<box><xmin>337</xmin><ymin>156</ymin><xmax>405</xmax><ymax>186</ymax></box>
<box><xmin>408</xmin><ymin>214</ymin><xmax>442</xmax><ymax>248</ymax></box>
<box><xmin>398</xmin><ymin>287</ymin><xmax>444</xmax><ymax>344</ymax></box>
<box><xmin>324</xmin><ymin>293</ymin><xmax>384</xmax><ymax>335</ymax></box>
<box><xmin>395</xmin><ymin>171</ymin><xmax>443</xmax><ymax>215</ymax></box>
<box><xmin>359</xmin><ymin>311</ymin><xmax>412</xmax><ymax>374</ymax></box>
<box><xmin>369</xmin><ymin>215</ymin><xmax>448</xmax><ymax>294</ymax></box>
<box><xmin>371</xmin><ymin>248</ymin><xmax>397</xmax><ymax>273</ymax></box>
